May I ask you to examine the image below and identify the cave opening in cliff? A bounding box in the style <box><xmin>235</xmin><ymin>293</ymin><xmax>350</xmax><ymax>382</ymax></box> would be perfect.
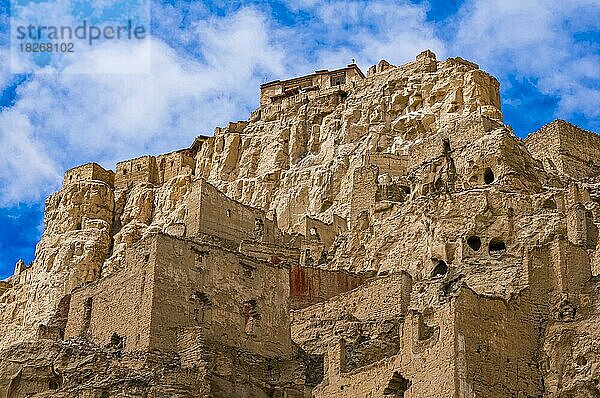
<box><xmin>431</xmin><ymin>260</ymin><xmax>448</xmax><ymax>277</ymax></box>
<box><xmin>48</xmin><ymin>378</ymin><xmax>61</xmax><ymax>390</ymax></box>
<box><xmin>488</xmin><ymin>238</ymin><xmax>506</xmax><ymax>256</ymax></box>
<box><xmin>543</xmin><ymin>198</ymin><xmax>557</xmax><ymax>209</ymax></box>
<box><xmin>484</xmin><ymin>167</ymin><xmax>495</xmax><ymax>184</ymax></box>
<box><xmin>467</xmin><ymin>236</ymin><xmax>482</xmax><ymax>251</ymax></box>
<box><xmin>320</xmin><ymin>199</ymin><xmax>333</xmax><ymax>211</ymax></box>
<box><xmin>383</xmin><ymin>371</ymin><xmax>411</xmax><ymax>397</ymax></box>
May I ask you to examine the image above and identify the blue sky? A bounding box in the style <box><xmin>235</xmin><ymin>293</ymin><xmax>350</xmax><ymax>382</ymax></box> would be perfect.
<box><xmin>0</xmin><ymin>0</ymin><xmax>599</xmax><ymax>278</ymax></box>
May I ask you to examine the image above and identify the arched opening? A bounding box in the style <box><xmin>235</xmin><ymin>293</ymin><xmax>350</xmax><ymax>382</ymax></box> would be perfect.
<box><xmin>542</xmin><ymin>198</ymin><xmax>557</xmax><ymax>210</ymax></box>
<box><xmin>431</xmin><ymin>260</ymin><xmax>448</xmax><ymax>277</ymax></box>
<box><xmin>483</xmin><ymin>168</ymin><xmax>495</xmax><ymax>184</ymax></box>
<box><xmin>467</xmin><ymin>236</ymin><xmax>482</xmax><ymax>251</ymax></box>
<box><xmin>488</xmin><ymin>238</ymin><xmax>506</xmax><ymax>256</ymax></box>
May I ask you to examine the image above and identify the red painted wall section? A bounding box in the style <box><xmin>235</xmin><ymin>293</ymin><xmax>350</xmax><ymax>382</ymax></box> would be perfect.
<box><xmin>289</xmin><ymin>265</ymin><xmax>370</xmax><ymax>309</ymax></box>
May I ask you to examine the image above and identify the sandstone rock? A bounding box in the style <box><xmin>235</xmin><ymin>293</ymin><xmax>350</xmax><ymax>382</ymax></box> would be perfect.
<box><xmin>1</xmin><ymin>51</ymin><xmax>600</xmax><ymax>397</ymax></box>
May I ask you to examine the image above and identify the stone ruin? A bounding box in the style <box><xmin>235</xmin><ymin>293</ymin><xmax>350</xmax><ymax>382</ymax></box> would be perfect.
<box><xmin>1</xmin><ymin>50</ymin><xmax>600</xmax><ymax>397</ymax></box>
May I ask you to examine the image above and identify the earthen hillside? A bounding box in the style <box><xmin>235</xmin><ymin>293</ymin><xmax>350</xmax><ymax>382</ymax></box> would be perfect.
<box><xmin>1</xmin><ymin>50</ymin><xmax>600</xmax><ymax>397</ymax></box>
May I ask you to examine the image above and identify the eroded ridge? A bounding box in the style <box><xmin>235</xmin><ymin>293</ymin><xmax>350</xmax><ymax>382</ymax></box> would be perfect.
<box><xmin>1</xmin><ymin>51</ymin><xmax>600</xmax><ymax>398</ymax></box>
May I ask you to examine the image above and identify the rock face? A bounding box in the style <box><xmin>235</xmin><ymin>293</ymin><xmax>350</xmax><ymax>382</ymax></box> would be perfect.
<box><xmin>1</xmin><ymin>50</ymin><xmax>600</xmax><ymax>397</ymax></box>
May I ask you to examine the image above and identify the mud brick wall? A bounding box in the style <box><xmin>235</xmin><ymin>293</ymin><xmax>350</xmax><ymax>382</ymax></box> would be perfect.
<box><xmin>115</xmin><ymin>156</ymin><xmax>159</xmax><ymax>190</ymax></box>
<box><xmin>454</xmin><ymin>287</ymin><xmax>544</xmax><ymax>397</ymax></box>
<box><xmin>63</xmin><ymin>162</ymin><xmax>114</xmax><ymax>187</ymax></box>
<box><xmin>289</xmin><ymin>265</ymin><xmax>370</xmax><ymax>309</ymax></box>
<box><xmin>526</xmin><ymin>120</ymin><xmax>600</xmax><ymax>179</ymax></box>
<box><xmin>185</xmin><ymin>179</ymin><xmax>280</xmax><ymax>245</ymax></box>
<box><xmin>151</xmin><ymin>234</ymin><xmax>292</xmax><ymax>358</ymax></box>
<box><xmin>64</xmin><ymin>239</ymin><xmax>155</xmax><ymax>351</ymax></box>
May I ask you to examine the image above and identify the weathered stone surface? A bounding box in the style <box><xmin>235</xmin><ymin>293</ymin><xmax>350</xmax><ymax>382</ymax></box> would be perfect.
<box><xmin>1</xmin><ymin>50</ymin><xmax>600</xmax><ymax>397</ymax></box>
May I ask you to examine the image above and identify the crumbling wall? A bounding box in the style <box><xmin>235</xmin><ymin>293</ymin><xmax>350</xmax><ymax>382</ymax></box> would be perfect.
<box><xmin>350</xmin><ymin>165</ymin><xmax>378</xmax><ymax>224</ymax></box>
<box><xmin>454</xmin><ymin>287</ymin><xmax>544</xmax><ymax>397</ymax></box>
<box><xmin>396</xmin><ymin>280</ymin><xmax>457</xmax><ymax>398</ymax></box>
<box><xmin>185</xmin><ymin>179</ymin><xmax>280</xmax><ymax>245</ymax></box>
<box><xmin>150</xmin><ymin>234</ymin><xmax>293</xmax><ymax>357</ymax></box>
<box><xmin>300</xmin><ymin>214</ymin><xmax>347</xmax><ymax>250</ymax></box>
<box><xmin>156</xmin><ymin>151</ymin><xmax>196</xmax><ymax>184</ymax></box>
<box><xmin>526</xmin><ymin>120</ymin><xmax>600</xmax><ymax>179</ymax></box>
<box><xmin>115</xmin><ymin>156</ymin><xmax>159</xmax><ymax>190</ymax></box>
<box><xmin>64</xmin><ymin>238</ymin><xmax>155</xmax><ymax>352</ymax></box>
<box><xmin>289</xmin><ymin>265</ymin><xmax>370</xmax><ymax>309</ymax></box>
<box><xmin>294</xmin><ymin>273</ymin><xmax>412</xmax><ymax>398</ymax></box>
<box><xmin>63</xmin><ymin>162</ymin><xmax>115</xmax><ymax>188</ymax></box>
<box><xmin>292</xmin><ymin>273</ymin><xmax>412</xmax><ymax>357</ymax></box>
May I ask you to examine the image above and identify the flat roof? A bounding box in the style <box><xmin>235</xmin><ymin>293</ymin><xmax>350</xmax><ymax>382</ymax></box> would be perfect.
<box><xmin>260</xmin><ymin>63</ymin><xmax>365</xmax><ymax>89</ymax></box>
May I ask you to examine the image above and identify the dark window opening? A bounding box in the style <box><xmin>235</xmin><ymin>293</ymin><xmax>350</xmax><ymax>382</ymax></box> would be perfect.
<box><xmin>320</xmin><ymin>199</ymin><xmax>333</xmax><ymax>212</ymax></box>
<box><xmin>243</xmin><ymin>300</ymin><xmax>260</xmax><ymax>334</ymax></box>
<box><xmin>330</xmin><ymin>74</ymin><xmax>346</xmax><ymax>86</ymax></box>
<box><xmin>467</xmin><ymin>236</ymin><xmax>482</xmax><ymax>251</ymax></box>
<box><xmin>109</xmin><ymin>333</ymin><xmax>125</xmax><ymax>349</ymax></box>
<box><xmin>81</xmin><ymin>297</ymin><xmax>93</xmax><ymax>335</ymax></box>
<box><xmin>122</xmin><ymin>169</ymin><xmax>127</xmax><ymax>176</ymax></box>
<box><xmin>488</xmin><ymin>238</ymin><xmax>506</xmax><ymax>256</ymax></box>
<box><xmin>483</xmin><ymin>168</ymin><xmax>495</xmax><ymax>184</ymax></box>
<box><xmin>191</xmin><ymin>291</ymin><xmax>211</xmax><ymax>306</ymax></box>
<box><xmin>226</xmin><ymin>209</ymin><xmax>231</xmax><ymax>217</ymax></box>
<box><xmin>557</xmin><ymin>299</ymin><xmax>576</xmax><ymax>321</ymax></box>
<box><xmin>431</xmin><ymin>260</ymin><xmax>447</xmax><ymax>278</ymax></box>
<box><xmin>542</xmin><ymin>198</ymin><xmax>557</xmax><ymax>209</ymax></box>
<box><xmin>69</xmin><ymin>175</ymin><xmax>73</xmax><ymax>182</ymax></box>
<box><xmin>318</xmin><ymin>249</ymin><xmax>328</xmax><ymax>266</ymax></box>
<box><xmin>191</xmin><ymin>291</ymin><xmax>212</xmax><ymax>323</ymax></box>
<box><xmin>383</xmin><ymin>372</ymin><xmax>411</xmax><ymax>397</ymax></box>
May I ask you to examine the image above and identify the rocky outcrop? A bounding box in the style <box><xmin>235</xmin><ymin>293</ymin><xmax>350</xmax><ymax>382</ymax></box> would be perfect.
<box><xmin>1</xmin><ymin>51</ymin><xmax>600</xmax><ymax>397</ymax></box>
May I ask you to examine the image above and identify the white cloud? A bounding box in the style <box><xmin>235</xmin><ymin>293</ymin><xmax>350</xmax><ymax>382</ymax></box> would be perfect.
<box><xmin>0</xmin><ymin>0</ymin><xmax>598</xmax><ymax>208</ymax></box>
<box><xmin>0</xmin><ymin>7</ymin><xmax>287</xmax><ymax>205</ymax></box>
<box><xmin>0</xmin><ymin>110</ymin><xmax>61</xmax><ymax>205</ymax></box>
<box><xmin>453</xmin><ymin>0</ymin><xmax>600</xmax><ymax>120</ymax></box>
<box><xmin>279</xmin><ymin>0</ymin><xmax>445</xmax><ymax>71</ymax></box>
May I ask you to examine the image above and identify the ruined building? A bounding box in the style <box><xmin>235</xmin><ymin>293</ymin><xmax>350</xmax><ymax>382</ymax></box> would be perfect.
<box><xmin>1</xmin><ymin>50</ymin><xmax>600</xmax><ymax>397</ymax></box>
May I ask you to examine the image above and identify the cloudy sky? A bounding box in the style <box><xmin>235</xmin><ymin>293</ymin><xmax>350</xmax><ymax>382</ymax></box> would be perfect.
<box><xmin>0</xmin><ymin>0</ymin><xmax>599</xmax><ymax>278</ymax></box>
